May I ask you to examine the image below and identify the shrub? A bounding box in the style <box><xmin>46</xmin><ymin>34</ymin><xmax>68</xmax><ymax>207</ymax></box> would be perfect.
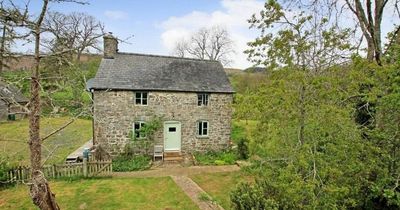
<box><xmin>231</xmin><ymin>123</ymin><xmax>246</xmax><ymax>143</ymax></box>
<box><xmin>194</xmin><ymin>150</ymin><xmax>237</xmax><ymax>165</ymax></box>
<box><xmin>112</xmin><ymin>155</ymin><xmax>151</xmax><ymax>172</ymax></box>
<box><xmin>0</xmin><ymin>156</ymin><xmax>11</xmax><ymax>187</ymax></box>
<box><xmin>236</xmin><ymin>137</ymin><xmax>249</xmax><ymax>160</ymax></box>
<box><xmin>231</xmin><ymin>180</ymin><xmax>279</xmax><ymax>210</ymax></box>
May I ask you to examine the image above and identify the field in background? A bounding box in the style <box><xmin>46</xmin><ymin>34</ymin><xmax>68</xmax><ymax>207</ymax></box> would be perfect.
<box><xmin>0</xmin><ymin>117</ymin><xmax>92</xmax><ymax>165</ymax></box>
<box><xmin>0</xmin><ymin>177</ymin><xmax>198</xmax><ymax>210</ymax></box>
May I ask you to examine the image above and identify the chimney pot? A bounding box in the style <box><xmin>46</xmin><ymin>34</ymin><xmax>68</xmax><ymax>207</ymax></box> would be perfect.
<box><xmin>103</xmin><ymin>32</ymin><xmax>118</xmax><ymax>59</ymax></box>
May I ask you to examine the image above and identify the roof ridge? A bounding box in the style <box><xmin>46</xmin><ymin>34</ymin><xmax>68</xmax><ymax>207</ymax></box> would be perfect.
<box><xmin>116</xmin><ymin>52</ymin><xmax>221</xmax><ymax>63</ymax></box>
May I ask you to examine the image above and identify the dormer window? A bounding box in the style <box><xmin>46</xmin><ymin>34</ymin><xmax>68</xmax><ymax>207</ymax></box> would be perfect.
<box><xmin>135</xmin><ymin>92</ymin><xmax>148</xmax><ymax>105</ymax></box>
<box><xmin>197</xmin><ymin>93</ymin><xmax>209</xmax><ymax>106</ymax></box>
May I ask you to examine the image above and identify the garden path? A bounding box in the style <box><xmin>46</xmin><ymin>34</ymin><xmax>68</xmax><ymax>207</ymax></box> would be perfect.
<box><xmin>112</xmin><ymin>165</ymin><xmax>239</xmax><ymax>210</ymax></box>
<box><xmin>171</xmin><ymin>175</ymin><xmax>224</xmax><ymax>210</ymax></box>
<box><xmin>112</xmin><ymin>165</ymin><xmax>239</xmax><ymax>178</ymax></box>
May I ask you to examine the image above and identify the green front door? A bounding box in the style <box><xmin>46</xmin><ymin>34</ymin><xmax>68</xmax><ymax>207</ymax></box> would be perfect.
<box><xmin>164</xmin><ymin>121</ymin><xmax>181</xmax><ymax>151</ymax></box>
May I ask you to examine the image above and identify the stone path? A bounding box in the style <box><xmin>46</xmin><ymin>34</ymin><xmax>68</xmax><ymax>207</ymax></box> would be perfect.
<box><xmin>171</xmin><ymin>175</ymin><xmax>224</xmax><ymax>210</ymax></box>
<box><xmin>112</xmin><ymin>165</ymin><xmax>240</xmax><ymax>178</ymax></box>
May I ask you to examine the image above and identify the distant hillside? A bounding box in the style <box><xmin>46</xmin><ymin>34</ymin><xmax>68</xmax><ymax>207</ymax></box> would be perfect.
<box><xmin>244</xmin><ymin>66</ymin><xmax>266</xmax><ymax>73</ymax></box>
<box><xmin>224</xmin><ymin>68</ymin><xmax>244</xmax><ymax>76</ymax></box>
<box><xmin>2</xmin><ymin>53</ymin><xmax>101</xmax><ymax>71</ymax></box>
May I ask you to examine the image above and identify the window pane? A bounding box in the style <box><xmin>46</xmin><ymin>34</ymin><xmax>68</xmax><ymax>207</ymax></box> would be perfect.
<box><xmin>142</xmin><ymin>92</ymin><xmax>148</xmax><ymax>99</ymax></box>
<box><xmin>203</xmin><ymin>128</ymin><xmax>208</xmax><ymax>136</ymax></box>
<box><xmin>136</xmin><ymin>92</ymin><xmax>142</xmax><ymax>99</ymax></box>
<box><xmin>203</xmin><ymin>122</ymin><xmax>208</xmax><ymax>129</ymax></box>
<box><xmin>135</xmin><ymin>131</ymin><xmax>140</xmax><ymax>138</ymax></box>
<box><xmin>135</xmin><ymin>98</ymin><xmax>141</xmax><ymax>104</ymax></box>
<box><xmin>169</xmin><ymin>127</ymin><xmax>176</xmax><ymax>132</ymax></box>
<box><xmin>198</xmin><ymin>122</ymin><xmax>202</xmax><ymax>135</ymax></box>
<box><xmin>198</xmin><ymin>94</ymin><xmax>202</xmax><ymax>106</ymax></box>
<box><xmin>204</xmin><ymin>94</ymin><xmax>209</xmax><ymax>105</ymax></box>
<box><xmin>134</xmin><ymin>123</ymin><xmax>140</xmax><ymax>130</ymax></box>
<box><xmin>142</xmin><ymin>98</ymin><xmax>147</xmax><ymax>105</ymax></box>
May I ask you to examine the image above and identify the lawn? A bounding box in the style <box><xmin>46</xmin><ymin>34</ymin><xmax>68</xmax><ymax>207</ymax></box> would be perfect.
<box><xmin>190</xmin><ymin>172</ymin><xmax>253</xmax><ymax>209</ymax></box>
<box><xmin>0</xmin><ymin>117</ymin><xmax>92</xmax><ymax>165</ymax></box>
<box><xmin>0</xmin><ymin>177</ymin><xmax>198</xmax><ymax>210</ymax></box>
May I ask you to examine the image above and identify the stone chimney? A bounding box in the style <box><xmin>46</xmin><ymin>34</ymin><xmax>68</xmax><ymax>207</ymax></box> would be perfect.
<box><xmin>103</xmin><ymin>32</ymin><xmax>118</xmax><ymax>59</ymax></box>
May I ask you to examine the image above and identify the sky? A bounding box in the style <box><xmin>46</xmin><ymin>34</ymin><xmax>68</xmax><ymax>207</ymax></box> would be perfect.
<box><xmin>14</xmin><ymin>0</ymin><xmax>400</xmax><ymax>69</ymax></box>
<box><xmin>23</xmin><ymin>0</ymin><xmax>264</xmax><ymax>69</ymax></box>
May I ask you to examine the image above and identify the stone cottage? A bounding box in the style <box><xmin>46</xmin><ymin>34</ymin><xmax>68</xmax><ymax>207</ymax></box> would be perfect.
<box><xmin>88</xmin><ymin>33</ymin><xmax>234</xmax><ymax>156</ymax></box>
<box><xmin>0</xmin><ymin>81</ymin><xmax>29</xmax><ymax>121</ymax></box>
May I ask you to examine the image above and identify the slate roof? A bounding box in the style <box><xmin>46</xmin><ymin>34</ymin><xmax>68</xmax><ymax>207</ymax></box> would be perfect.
<box><xmin>90</xmin><ymin>53</ymin><xmax>234</xmax><ymax>93</ymax></box>
<box><xmin>0</xmin><ymin>80</ymin><xmax>29</xmax><ymax>104</ymax></box>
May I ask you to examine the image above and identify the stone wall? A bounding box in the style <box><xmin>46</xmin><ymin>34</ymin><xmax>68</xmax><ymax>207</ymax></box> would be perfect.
<box><xmin>0</xmin><ymin>100</ymin><xmax>7</xmax><ymax>121</ymax></box>
<box><xmin>93</xmin><ymin>90</ymin><xmax>233</xmax><ymax>155</ymax></box>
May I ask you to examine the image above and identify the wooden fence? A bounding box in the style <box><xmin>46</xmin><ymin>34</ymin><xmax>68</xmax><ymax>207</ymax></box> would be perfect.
<box><xmin>7</xmin><ymin>160</ymin><xmax>112</xmax><ymax>183</ymax></box>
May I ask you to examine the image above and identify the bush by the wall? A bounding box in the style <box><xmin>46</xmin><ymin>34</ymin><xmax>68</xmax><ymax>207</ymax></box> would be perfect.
<box><xmin>194</xmin><ymin>150</ymin><xmax>237</xmax><ymax>165</ymax></box>
<box><xmin>112</xmin><ymin>155</ymin><xmax>151</xmax><ymax>172</ymax></box>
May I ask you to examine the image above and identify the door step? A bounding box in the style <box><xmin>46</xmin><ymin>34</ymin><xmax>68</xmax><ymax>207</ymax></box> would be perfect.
<box><xmin>164</xmin><ymin>156</ymin><xmax>183</xmax><ymax>161</ymax></box>
<box><xmin>164</xmin><ymin>151</ymin><xmax>183</xmax><ymax>161</ymax></box>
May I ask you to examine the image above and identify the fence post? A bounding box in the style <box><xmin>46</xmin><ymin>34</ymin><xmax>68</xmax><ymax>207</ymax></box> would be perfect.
<box><xmin>83</xmin><ymin>157</ymin><xmax>88</xmax><ymax>177</ymax></box>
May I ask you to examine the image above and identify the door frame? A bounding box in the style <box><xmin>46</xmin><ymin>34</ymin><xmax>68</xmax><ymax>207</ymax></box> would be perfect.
<box><xmin>163</xmin><ymin>121</ymin><xmax>181</xmax><ymax>151</ymax></box>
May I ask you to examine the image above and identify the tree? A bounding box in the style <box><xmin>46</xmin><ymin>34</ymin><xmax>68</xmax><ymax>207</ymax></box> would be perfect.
<box><xmin>0</xmin><ymin>1</ymin><xmax>29</xmax><ymax>72</ymax></box>
<box><xmin>343</xmin><ymin>0</ymin><xmax>392</xmax><ymax>65</ymax></box>
<box><xmin>265</xmin><ymin>0</ymin><xmax>400</xmax><ymax>65</ymax></box>
<box><xmin>231</xmin><ymin>0</ymin><xmax>400</xmax><ymax>208</ymax></box>
<box><xmin>43</xmin><ymin>11</ymin><xmax>104</xmax><ymax>61</ymax></box>
<box><xmin>245</xmin><ymin>0</ymin><xmax>355</xmax><ymax>72</ymax></box>
<box><xmin>2</xmin><ymin>0</ymin><xmax>88</xmax><ymax>209</ymax></box>
<box><xmin>172</xmin><ymin>26</ymin><xmax>234</xmax><ymax>65</ymax></box>
<box><xmin>28</xmin><ymin>1</ymin><xmax>61</xmax><ymax>209</ymax></box>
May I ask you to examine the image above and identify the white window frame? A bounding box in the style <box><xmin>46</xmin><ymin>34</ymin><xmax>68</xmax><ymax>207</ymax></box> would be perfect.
<box><xmin>197</xmin><ymin>93</ymin><xmax>209</xmax><ymax>106</ymax></box>
<box><xmin>197</xmin><ymin>121</ymin><xmax>209</xmax><ymax>137</ymax></box>
<box><xmin>135</xmin><ymin>92</ymin><xmax>148</xmax><ymax>105</ymax></box>
<box><xmin>133</xmin><ymin>121</ymin><xmax>146</xmax><ymax>139</ymax></box>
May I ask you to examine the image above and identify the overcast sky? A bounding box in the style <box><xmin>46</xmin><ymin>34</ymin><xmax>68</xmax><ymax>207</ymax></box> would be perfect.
<box><xmin>15</xmin><ymin>0</ymin><xmax>399</xmax><ymax>69</ymax></box>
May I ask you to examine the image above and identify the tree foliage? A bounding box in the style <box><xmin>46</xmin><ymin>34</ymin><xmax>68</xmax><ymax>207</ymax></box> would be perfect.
<box><xmin>231</xmin><ymin>0</ymin><xmax>400</xmax><ymax>209</ymax></box>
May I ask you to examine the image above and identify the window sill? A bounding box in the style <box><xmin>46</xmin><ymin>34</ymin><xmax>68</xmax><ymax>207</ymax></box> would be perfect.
<box><xmin>196</xmin><ymin>136</ymin><xmax>209</xmax><ymax>139</ymax></box>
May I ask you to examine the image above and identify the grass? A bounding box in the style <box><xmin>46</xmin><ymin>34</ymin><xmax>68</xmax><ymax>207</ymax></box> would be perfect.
<box><xmin>0</xmin><ymin>117</ymin><xmax>92</xmax><ymax>165</ymax></box>
<box><xmin>112</xmin><ymin>155</ymin><xmax>151</xmax><ymax>172</ymax></box>
<box><xmin>0</xmin><ymin>177</ymin><xmax>199</xmax><ymax>210</ymax></box>
<box><xmin>190</xmin><ymin>172</ymin><xmax>253</xmax><ymax>209</ymax></box>
<box><xmin>194</xmin><ymin>150</ymin><xmax>237</xmax><ymax>165</ymax></box>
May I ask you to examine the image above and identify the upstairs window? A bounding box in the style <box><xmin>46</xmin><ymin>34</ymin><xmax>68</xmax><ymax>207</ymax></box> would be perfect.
<box><xmin>135</xmin><ymin>92</ymin><xmax>148</xmax><ymax>105</ymax></box>
<box><xmin>197</xmin><ymin>93</ymin><xmax>209</xmax><ymax>106</ymax></box>
<box><xmin>197</xmin><ymin>121</ymin><xmax>208</xmax><ymax>137</ymax></box>
<box><xmin>133</xmin><ymin>121</ymin><xmax>146</xmax><ymax>139</ymax></box>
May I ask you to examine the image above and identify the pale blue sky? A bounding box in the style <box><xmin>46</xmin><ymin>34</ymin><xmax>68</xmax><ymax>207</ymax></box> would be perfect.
<box><xmin>15</xmin><ymin>0</ymin><xmax>400</xmax><ymax>68</ymax></box>
<box><xmin>21</xmin><ymin>0</ymin><xmax>265</xmax><ymax>68</ymax></box>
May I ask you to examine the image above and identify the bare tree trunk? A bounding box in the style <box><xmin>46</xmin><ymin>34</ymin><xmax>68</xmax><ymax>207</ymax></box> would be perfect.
<box><xmin>345</xmin><ymin>0</ymin><xmax>388</xmax><ymax>65</ymax></box>
<box><xmin>28</xmin><ymin>0</ymin><xmax>60</xmax><ymax>209</ymax></box>
<box><xmin>0</xmin><ymin>24</ymin><xmax>6</xmax><ymax>73</ymax></box>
